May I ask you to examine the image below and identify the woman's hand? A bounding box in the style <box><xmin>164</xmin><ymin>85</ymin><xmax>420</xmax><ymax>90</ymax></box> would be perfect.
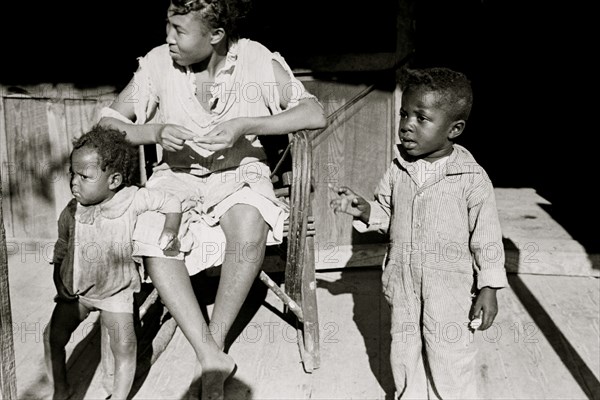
<box><xmin>192</xmin><ymin>118</ymin><xmax>248</xmax><ymax>151</ymax></box>
<box><xmin>156</xmin><ymin>124</ymin><xmax>196</xmax><ymax>152</ymax></box>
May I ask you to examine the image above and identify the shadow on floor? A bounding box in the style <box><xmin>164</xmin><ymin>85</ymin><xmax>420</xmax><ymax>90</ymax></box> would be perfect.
<box><xmin>17</xmin><ymin>321</ymin><xmax>102</xmax><ymax>400</ymax></box>
<box><xmin>318</xmin><ymin>264</ymin><xmax>395</xmax><ymax>400</ymax></box>
<box><xmin>181</xmin><ymin>373</ymin><xmax>253</xmax><ymax>400</ymax></box>
<box><xmin>504</xmin><ymin>237</ymin><xmax>600</xmax><ymax>399</ymax></box>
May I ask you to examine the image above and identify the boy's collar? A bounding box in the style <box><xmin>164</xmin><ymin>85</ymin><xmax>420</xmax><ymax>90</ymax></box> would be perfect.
<box><xmin>394</xmin><ymin>144</ymin><xmax>456</xmax><ymax>164</ymax></box>
<box><xmin>394</xmin><ymin>144</ymin><xmax>481</xmax><ymax>175</ymax></box>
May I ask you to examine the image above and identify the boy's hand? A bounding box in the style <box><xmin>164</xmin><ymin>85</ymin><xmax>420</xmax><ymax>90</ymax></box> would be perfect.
<box><xmin>328</xmin><ymin>184</ymin><xmax>371</xmax><ymax>223</ymax></box>
<box><xmin>469</xmin><ymin>287</ymin><xmax>498</xmax><ymax>330</ymax></box>
<box><xmin>159</xmin><ymin>228</ymin><xmax>180</xmax><ymax>257</ymax></box>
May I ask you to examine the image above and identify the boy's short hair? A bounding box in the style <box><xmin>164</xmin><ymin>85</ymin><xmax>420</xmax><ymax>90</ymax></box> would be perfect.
<box><xmin>72</xmin><ymin>125</ymin><xmax>139</xmax><ymax>187</ymax></box>
<box><xmin>399</xmin><ymin>67</ymin><xmax>473</xmax><ymax>121</ymax></box>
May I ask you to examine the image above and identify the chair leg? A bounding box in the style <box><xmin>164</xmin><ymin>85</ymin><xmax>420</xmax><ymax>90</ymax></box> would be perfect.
<box><xmin>298</xmin><ymin>235</ymin><xmax>320</xmax><ymax>372</ymax></box>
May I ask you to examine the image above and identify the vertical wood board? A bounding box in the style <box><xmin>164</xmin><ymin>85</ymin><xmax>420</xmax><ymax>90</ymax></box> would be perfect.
<box><xmin>3</xmin><ymin>99</ymin><xmax>56</xmax><ymax>238</ymax></box>
<box><xmin>304</xmin><ymin>81</ymin><xmax>394</xmax><ymax>258</ymax></box>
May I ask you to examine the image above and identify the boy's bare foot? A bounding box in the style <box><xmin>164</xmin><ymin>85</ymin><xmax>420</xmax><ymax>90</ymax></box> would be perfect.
<box><xmin>200</xmin><ymin>354</ymin><xmax>237</xmax><ymax>400</ymax></box>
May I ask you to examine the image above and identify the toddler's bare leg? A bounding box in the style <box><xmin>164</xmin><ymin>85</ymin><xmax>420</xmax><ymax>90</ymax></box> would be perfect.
<box><xmin>144</xmin><ymin>257</ymin><xmax>235</xmax><ymax>400</ymax></box>
<box><xmin>101</xmin><ymin>311</ymin><xmax>137</xmax><ymax>400</ymax></box>
<box><xmin>43</xmin><ymin>301</ymin><xmax>89</xmax><ymax>400</ymax></box>
<box><xmin>210</xmin><ymin>204</ymin><xmax>268</xmax><ymax>349</ymax></box>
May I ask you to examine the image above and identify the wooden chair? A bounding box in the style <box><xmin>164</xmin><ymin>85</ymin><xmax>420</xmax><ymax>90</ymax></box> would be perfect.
<box><xmin>258</xmin><ymin>129</ymin><xmax>320</xmax><ymax>372</ymax></box>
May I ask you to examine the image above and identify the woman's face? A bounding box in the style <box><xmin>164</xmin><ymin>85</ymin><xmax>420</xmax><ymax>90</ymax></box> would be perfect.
<box><xmin>165</xmin><ymin>6</ymin><xmax>214</xmax><ymax>66</ymax></box>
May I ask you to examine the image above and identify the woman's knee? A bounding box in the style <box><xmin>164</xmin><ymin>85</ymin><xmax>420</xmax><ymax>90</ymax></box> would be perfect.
<box><xmin>221</xmin><ymin>204</ymin><xmax>268</xmax><ymax>240</ymax></box>
<box><xmin>222</xmin><ymin>203</ymin><xmax>263</xmax><ymax>222</ymax></box>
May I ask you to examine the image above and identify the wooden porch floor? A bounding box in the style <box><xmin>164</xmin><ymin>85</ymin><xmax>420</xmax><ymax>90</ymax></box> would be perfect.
<box><xmin>6</xmin><ymin>188</ymin><xmax>600</xmax><ymax>400</ymax></box>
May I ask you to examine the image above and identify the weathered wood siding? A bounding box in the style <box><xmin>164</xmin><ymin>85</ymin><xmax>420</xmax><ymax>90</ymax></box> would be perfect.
<box><xmin>0</xmin><ymin>82</ymin><xmax>400</xmax><ymax>273</ymax></box>
<box><xmin>303</xmin><ymin>79</ymin><xmax>396</xmax><ymax>269</ymax></box>
<box><xmin>1</xmin><ymin>88</ymin><xmax>115</xmax><ymax>239</ymax></box>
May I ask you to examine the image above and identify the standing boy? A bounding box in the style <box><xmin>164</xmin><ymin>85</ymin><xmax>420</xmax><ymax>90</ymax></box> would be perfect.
<box><xmin>330</xmin><ymin>67</ymin><xmax>508</xmax><ymax>399</ymax></box>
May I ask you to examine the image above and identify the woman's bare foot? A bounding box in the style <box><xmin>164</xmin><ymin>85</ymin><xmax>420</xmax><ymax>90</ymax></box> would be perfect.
<box><xmin>200</xmin><ymin>353</ymin><xmax>237</xmax><ymax>400</ymax></box>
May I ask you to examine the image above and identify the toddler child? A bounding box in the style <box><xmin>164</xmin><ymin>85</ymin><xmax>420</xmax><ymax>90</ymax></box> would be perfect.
<box><xmin>43</xmin><ymin>125</ymin><xmax>181</xmax><ymax>400</ymax></box>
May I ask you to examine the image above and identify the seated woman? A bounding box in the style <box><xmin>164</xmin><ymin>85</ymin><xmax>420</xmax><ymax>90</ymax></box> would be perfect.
<box><xmin>98</xmin><ymin>0</ymin><xmax>326</xmax><ymax>398</ymax></box>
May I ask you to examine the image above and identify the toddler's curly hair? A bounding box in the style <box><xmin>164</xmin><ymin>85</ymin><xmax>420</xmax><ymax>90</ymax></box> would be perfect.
<box><xmin>71</xmin><ymin>125</ymin><xmax>139</xmax><ymax>187</ymax></box>
<box><xmin>399</xmin><ymin>67</ymin><xmax>473</xmax><ymax>121</ymax></box>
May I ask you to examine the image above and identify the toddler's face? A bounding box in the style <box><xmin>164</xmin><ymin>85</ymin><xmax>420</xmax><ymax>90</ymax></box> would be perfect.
<box><xmin>398</xmin><ymin>87</ymin><xmax>456</xmax><ymax>161</ymax></box>
<box><xmin>165</xmin><ymin>5</ymin><xmax>214</xmax><ymax>67</ymax></box>
<box><xmin>70</xmin><ymin>148</ymin><xmax>114</xmax><ymax>206</ymax></box>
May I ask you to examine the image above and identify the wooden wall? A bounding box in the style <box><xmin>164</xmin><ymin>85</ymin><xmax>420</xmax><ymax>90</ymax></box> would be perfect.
<box><xmin>1</xmin><ymin>81</ymin><xmax>398</xmax><ymax>270</ymax></box>
<box><xmin>0</xmin><ymin>86</ymin><xmax>116</xmax><ymax>239</ymax></box>
<box><xmin>303</xmin><ymin>79</ymin><xmax>397</xmax><ymax>269</ymax></box>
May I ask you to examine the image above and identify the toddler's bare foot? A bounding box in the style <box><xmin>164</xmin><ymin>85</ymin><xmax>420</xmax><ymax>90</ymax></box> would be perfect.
<box><xmin>200</xmin><ymin>354</ymin><xmax>237</xmax><ymax>400</ymax></box>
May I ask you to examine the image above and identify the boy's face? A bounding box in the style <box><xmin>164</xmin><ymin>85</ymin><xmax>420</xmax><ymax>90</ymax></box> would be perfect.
<box><xmin>165</xmin><ymin>6</ymin><xmax>215</xmax><ymax>67</ymax></box>
<box><xmin>70</xmin><ymin>148</ymin><xmax>116</xmax><ymax>206</ymax></box>
<box><xmin>399</xmin><ymin>87</ymin><xmax>462</xmax><ymax>162</ymax></box>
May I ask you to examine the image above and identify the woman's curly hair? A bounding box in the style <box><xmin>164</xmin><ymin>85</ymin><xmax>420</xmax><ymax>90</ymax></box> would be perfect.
<box><xmin>170</xmin><ymin>0</ymin><xmax>252</xmax><ymax>40</ymax></box>
<box><xmin>71</xmin><ymin>125</ymin><xmax>139</xmax><ymax>187</ymax></box>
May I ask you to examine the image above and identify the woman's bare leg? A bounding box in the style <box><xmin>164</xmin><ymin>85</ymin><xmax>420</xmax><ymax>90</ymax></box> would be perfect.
<box><xmin>144</xmin><ymin>257</ymin><xmax>235</xmax><ymax>400</ymax></box>
<box><xmin>210</xmin><ymin>204</ymin><xmax>269</xmax><ymax>349</ymax></box>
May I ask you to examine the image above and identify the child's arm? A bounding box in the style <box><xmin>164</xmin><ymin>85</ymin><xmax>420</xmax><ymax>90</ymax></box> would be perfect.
<box><xmin>52</xmin><ymin>263</ymin><xmax>78</xmax><ymax>302</ymax></box>
<box><xmin>133</xmin><ymin>188</ymin><xmax>183</xmax><ymax>254</ymax></box>
<box><xmin>330</xmin><ymin>163</ymin><xmax>395</xmax><ymax>235</ymax></box>
<box><xmin>328</xmin><ymin>184</ymin><xmax>371</xmax><ymax>224</ymax></box>
<box><xmin>158</xmin><ymin>212</ymin><xmax>182</xmax><ymax>254</ymax></box>
<box><xmin>467</xmin><ymin>173</ymin><xmax>508</xmax><ymax>330</ymax></box>
<box><xmin>52</xmin><ymin>202</ymin><xmax>78</xmax><ymax>302</ymax></box>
